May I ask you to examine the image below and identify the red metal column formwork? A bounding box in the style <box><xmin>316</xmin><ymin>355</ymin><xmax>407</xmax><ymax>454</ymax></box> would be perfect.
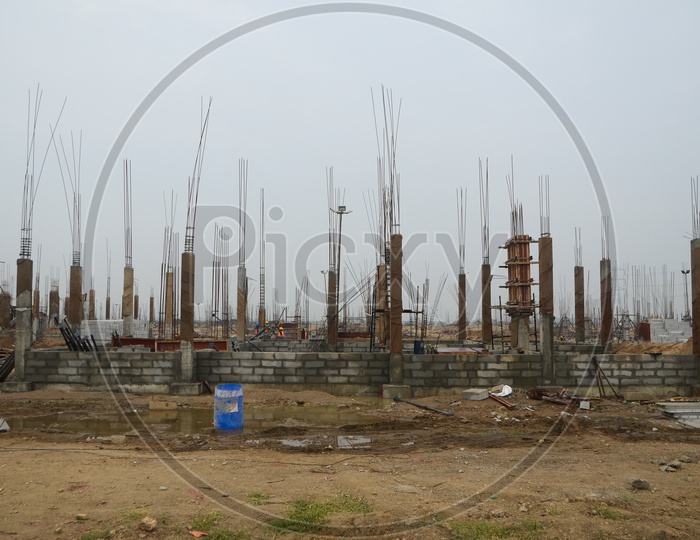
<box><xmin>504</xmin><ymin>234</ymin><xmax>535</xmax><ymax>349</ymax></box>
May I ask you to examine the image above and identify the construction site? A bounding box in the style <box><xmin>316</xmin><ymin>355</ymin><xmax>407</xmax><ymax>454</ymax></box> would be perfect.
<box><xmin>2</xmin><ymin>83</ymin><xmax>700</xmax><ymax>540</ymax></box>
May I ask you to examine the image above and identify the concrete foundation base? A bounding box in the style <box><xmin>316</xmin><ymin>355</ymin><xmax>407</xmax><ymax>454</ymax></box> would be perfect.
<box><xmin>170</xmin><ymin>382</ymin><xmax>204</xmax><ymax>396</ymax></box>
<box><xmin>381</xmin><ymin>384</ymin><xmax>411</xmax><ymax>400</ymax></box>
<box><xmin>1</xmin><ymin>381</ymin><xmax>34</xmax><ymax>393</ymax></box>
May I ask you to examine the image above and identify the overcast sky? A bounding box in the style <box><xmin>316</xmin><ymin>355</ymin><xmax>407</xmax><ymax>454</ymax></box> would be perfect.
<box><xmin>1</xmin><ymin>1</ymin><xmax>699</xmax><ymax>323</ymax></box>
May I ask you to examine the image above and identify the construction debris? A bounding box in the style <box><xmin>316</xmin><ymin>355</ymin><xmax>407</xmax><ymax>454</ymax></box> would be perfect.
<box><xmin>656</xmin><ymin>401</ymin><xmax>700</xmax><ymax>429</ymax></box>
<box><xmin>392</xmin><ymin>396</ymin><xmax>454</xmax><ymax>417</ymax></box>
<box><xmin>527</xmin><ymin>387</ymin><xmax>588</xmax><ymax>406</ymax></box>
<box><xmin>488</xmin><ymin>393</ymin><xmax>515</xmax><ymax>410</ymax></box>
<box><xmin>462</xmin><ymin>388</ymin><xmax>489</xmax><ymax>401</ymax></box>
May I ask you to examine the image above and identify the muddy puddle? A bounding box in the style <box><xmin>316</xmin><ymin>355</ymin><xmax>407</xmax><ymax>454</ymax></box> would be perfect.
<box><xmin>6</xmin><ymin>401</ymin><xmax>387</xmax><ymax>437</ymax></box>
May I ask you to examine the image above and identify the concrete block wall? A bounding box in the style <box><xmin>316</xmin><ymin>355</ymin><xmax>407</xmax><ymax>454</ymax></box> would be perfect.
<box><xmin>402</xmin><ymin>354</ymin><xmax>544</xmax><ymax>396</ymax></box>
<box><xmin>239</xmin><ymin>340</ymin><xmax>373</xmax><ymax>353</ymax></box>
<box><xmin>196</xmin><ymin>350</ymin><xmax>390</xmax><ymax>395</ymax></box>
<box><xmin>23</xmin><ymin>350</ymin><xmax>180</xmax><ymax>391</ymax></box>
<box><xmin>13</xmin><ymin>349</ymin><xmax>700</xmax><ymax>397</ymax></box>
<box><xmin>554</xmin><ymin>353</ymin><xmax>698</xmax><ymax>389</ymax></box>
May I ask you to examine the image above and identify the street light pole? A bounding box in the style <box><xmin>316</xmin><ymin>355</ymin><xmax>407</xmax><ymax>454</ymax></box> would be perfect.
<box><xmin>331</xmin><ymin>205</ymin><xmax>351</xmax><ymax>337</ymax></box>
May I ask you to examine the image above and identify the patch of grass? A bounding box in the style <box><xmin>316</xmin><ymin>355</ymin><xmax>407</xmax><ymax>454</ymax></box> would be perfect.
<box><xmin>80</xmin><ymin>530</ymin><xmax>112</xmax><ymax>540</ymax></box>
<box><xmin>270</xmin><ymin>493</ymin><xmax>372</xmax><ymax>533</ymax></box>
<box><xmin>607</xmin><ymin>494</ymin><xmax>636</xmax><ymax>509</ymax></box>
<box><xmin>546</xmin><ymin>504</ymin><xmax>562</xmax><ymax>516</ymax></box>
<box><xmin>191</xmin><ymin>511</ymin><xmax>223</xmax><ymax>532</ymax></box>
<box><xmin>246</xmin><ymin>492</ymin><xmax>271</xmax><ymax>506</ymax></box>
<box><xmin>590</xmin><ymin>504</ymin><xmax>628</xmax><ymax>520</ymax></box>
<box><xmin>327</xmin><ymin>493</ymin><xmax>372</xmax><ymax>514</ymax></box>
<box><xmin>121</xmin><ymin>509</ymin><xmax>146</xmax><ymax>522</ymax></box>
<box><xmin>450</xmin><ymin>519</ymin><xmax>545</xmax><ymax>540</ymax></box>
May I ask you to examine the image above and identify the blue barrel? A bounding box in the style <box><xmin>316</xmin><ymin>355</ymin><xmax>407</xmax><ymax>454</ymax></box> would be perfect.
<box><xmin>214</xmin><ymin>384</ymin><xmax>244</xmax><ymax>430</ymax></box>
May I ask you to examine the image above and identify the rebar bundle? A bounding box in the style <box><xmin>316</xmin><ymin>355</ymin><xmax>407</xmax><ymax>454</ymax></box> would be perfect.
<box><xmin>184</xmin><ymin>98</ymin><xmax>212</xmax><ymax>253</ymax></box>
<box><xmin>539</xmin><ymin>175</ymin><xmax>550</xmax><ymax>236</ymax></box>
<box><xmin>53</xmin><ymin>131</ymin><xmax>83</xmax><ymax>265</ymax></box>
<box><xmin>479</xmin><ymin>158</ymin><xmax>490</xmax><ymax>265</ymax></box>
<box><xmin>21</xmin><ymin>87</ymin><xmax>66</xmax><ymax>260</ymax></box>
<box><xmin>123</xmin><ymin>160</ymin><xmax>133</xmax><ymax>268</ymax></box>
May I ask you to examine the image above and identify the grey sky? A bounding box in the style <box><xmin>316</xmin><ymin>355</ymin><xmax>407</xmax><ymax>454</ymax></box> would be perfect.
<box><xmin>1</xmin><ymin>1</ymin><xmax>699</xmax><ymax>322</ymax></box>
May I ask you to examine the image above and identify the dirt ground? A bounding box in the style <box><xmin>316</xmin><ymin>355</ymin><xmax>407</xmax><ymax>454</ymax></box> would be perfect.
<box><xmin>1</xmin><ymin>387</ymin><xmax>700</xmax><ymax>540</ymax></box>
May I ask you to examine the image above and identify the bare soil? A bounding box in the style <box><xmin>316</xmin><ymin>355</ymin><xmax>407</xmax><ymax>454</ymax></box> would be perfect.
<box><xmin>1</xmin><ymin>387</ymin><xmax>700</xmax><ymax>540</ymax></box>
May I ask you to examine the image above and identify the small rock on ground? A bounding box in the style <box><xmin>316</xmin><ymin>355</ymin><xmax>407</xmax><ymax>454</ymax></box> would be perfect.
<box><xmin>139</xmin><ymin>517</ymin><xmax>157</xmax><ymax>532</ymax></box>
<box><xmin>632</xmin><ymin>479</ymin><xmax>650</xmax><ymax>490</ymax></box>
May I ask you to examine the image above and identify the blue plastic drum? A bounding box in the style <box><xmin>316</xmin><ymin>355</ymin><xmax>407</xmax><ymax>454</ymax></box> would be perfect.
<box><xmin>214</xmin><ymin>383</ymin><xmax>244</xmax><ymax>430</ymax></box>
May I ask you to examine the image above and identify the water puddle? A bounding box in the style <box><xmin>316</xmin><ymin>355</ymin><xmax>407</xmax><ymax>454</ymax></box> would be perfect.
<box><xmin>279</xmin><ymin>439</ymin><xmax>315</xmax><ymax>448</ymax></box>
<box><xmin>7</xmin><ymin>401</ymin><xmax>386</xmax><ymax>436</ymax></box>
<box><xmin>337</xmin><ymin>435</ymin><xmax>372</xmax><ymax>449</ymax></box>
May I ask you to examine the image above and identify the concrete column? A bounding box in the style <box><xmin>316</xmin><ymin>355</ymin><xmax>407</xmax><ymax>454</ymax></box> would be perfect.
<box><xmin>165</xmin><ymin>272</ymin><xmax>174</xmax><ymax>339</ymax></box>
<box><xmin>149</xmin><ymin>295</ymin><xmax>155</xmax><ymax>324</ymax></box>
<box><xmin>326</xmin><ymin>270</ymin><xmax>337</xmax><ymax>349</ymax></box>
<box><xmin>457</xmin><ymin>273</ymin><xmax>467</xmax><ymax>341</ymax></box>
<box><xmin>511</xmin><ymin>317</ymin><xmax>530</xmax><ymax>350</ymax></box>
<box><xmin>68</xmin><ymin>265</ymin><xmax>83</xmax><ymax>332</ymax></box>
<box><xmin>32</xmin><ymin>287</ymin><xmax>40</xmax><ymax>340</ymax></box>
<box><xmin>376</xmin><ymin>265</ymin><xmax>387</xmax><ymax>348</ymax></box>
<box><xmin>0</xmin><ymin>292</ymin><xmax>11</xmax><ymax>329</ymax></box>
<box><xmin>389</xmin><ymin>234</ymin><xmax>403</xmax><ymax>355</ymax></box>
<box><xmin>258</xmin><ymin>306</ymin><xmax>266</xmax><ymax>329</ymax></box>
<box><xmin>15</xmin><ymin>258</ymin><xmax>33</xmax><ymax>380</ymax></box>
<box><xmin>237</xmin><ymin>266</ymin><xmax>247</xmax><ymax>341</ymax></box>
<box><xmin>134</xmin><ymin>294</ymin><xmax>139</xmax><ymax>321</ymax></box>
<box><xmin>180</xmin><ymin>252</ymin><xmax>195</xmax><ymax>344</ymax></box>
<box><xmin>539</xmin><ymin>235</ymin><xmax>554</xmax><ymax>381</ymax></box>
<box><xmin>88</xmin><ymin>289</ymin><xmax>96</xmax><ymax>320</ymax></box>
<box><xmin>105</xmin><ymin>296</ymin><xmax>111</xmax><ymax>320</ymax></box>
<box><xmin>180</xmin><ymin>340</ymin><xmax>194</xmax><ymax>382</ymax></box>
<box><xmin>574</xmin><ymin>265</ymin><xmax>585</xmax><ymax>343</ymax></box>
<box><xmin>122</xmin><ymin>266</ymin><xmax>134</xmax><ymax>336</ymax></box>
<box><xmin>481</xmin><ymin>263</ymin><xmax>492</xmax><ymax>347</ymax></box>
<box><xmin>600</xmin><ymin>258</ymin><xmax>613</xmax><ymax>347</ymax></box>
<box><xmin>49</xmin><ymin>288</ymin><xmax>59</xmax><ymax>320</ymax></box>
<box><xmin>389</xmin><ymin>352</ymin><xmax>404</xmax><ymax>385</ymax></box>
<box><xmin>691</xmin><ymin>238</ymin><xmax>700</xmax><ymax>357</ymax></box>
<box><xmin>33</xmin><ymin>289</ymin><xmax>40</xmax><ymax>319</ymax></box>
